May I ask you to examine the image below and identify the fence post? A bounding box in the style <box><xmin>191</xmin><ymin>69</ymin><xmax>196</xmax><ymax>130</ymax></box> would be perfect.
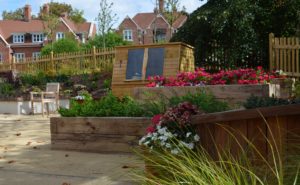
<box><xmin>269</xmin><ymin>33</ymin><xmax>275</xmax><ymax>71</ymax></box>
<box><xmin>50</xmin><ymin>51</ymin><xmax>54</xmax><ymax>74</ymax></box>
<box><xmin>92</xmin><ymin>46</ymin><xmax>97</xmax><ymax>69</ymax></box>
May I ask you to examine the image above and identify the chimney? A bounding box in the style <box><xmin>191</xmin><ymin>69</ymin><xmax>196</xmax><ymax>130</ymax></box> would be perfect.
<box><xmin>42</xmin><ymin>4</ymin><xmax>50</xmax><ymax>16</ymax></box>
<box><xmin>24</xmin><ymin>5</ymin><xmax>32</xmax><ymax>22</ymax></box>
<box><xmin>159</xmin><ymin>0</ymin><xmax>164</xmax><ymax>13</ymax></box>
<box><xmin>60</xmin><ymin>12</ymin><xmax>68</xmax><ymax>18</ymax></box>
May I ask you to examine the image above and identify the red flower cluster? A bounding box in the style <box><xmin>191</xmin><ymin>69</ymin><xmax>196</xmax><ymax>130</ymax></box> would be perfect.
<box><xmin>145</xmin><ymin>102</ymin><xmax>198</xmax><ymax>134</ymax></box>
<box><xmin>146</xmin><ymin>67</ymin><xmax>277</xmax><ymax>87</ymax></box>
<box><xmin>146</xmin><ymin>114</ymin><xmax>162</xmax><ymax>134</ymax></box>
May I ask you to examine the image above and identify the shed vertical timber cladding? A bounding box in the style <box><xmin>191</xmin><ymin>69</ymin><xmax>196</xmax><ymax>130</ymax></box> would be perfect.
<box><xmin>111</xmin><ymin>42</ymin><xmax>195</xmax><ymax>97</ymax></box>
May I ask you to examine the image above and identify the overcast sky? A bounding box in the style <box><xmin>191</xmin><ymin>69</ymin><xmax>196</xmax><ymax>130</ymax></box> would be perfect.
<box><xmin>0</xmin><ymin>0</ymin><xmax>207</xmax><ymax>28</ymax></box>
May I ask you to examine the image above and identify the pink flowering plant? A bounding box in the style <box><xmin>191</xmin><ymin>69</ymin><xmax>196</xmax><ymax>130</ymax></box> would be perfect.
<box><xmin>146</xmin><ymin>66</ymin><xmax>278</xmax><ymax>87</ymax></box>
<box><xmin>139</xmin><ymin>102</ymin><xmax>200</xmax><ymax>154</ymax></box>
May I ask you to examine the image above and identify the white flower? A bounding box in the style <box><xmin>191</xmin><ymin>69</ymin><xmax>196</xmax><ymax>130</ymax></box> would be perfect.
<box><xmin>159</xmin><ymin>136</ymin><xmax>168</xmax><ymax>142</ymax></box>
<box><xmin>171</xmin><ymin>149</ymin><xmax>179</xmax><ymax>155</ymax></box>
<box><xmin>194</xmin><ymin>135</ymin><xmax>200</xmax><ymax>142</ymax></box>
<box><xmin>139</xmin><ymin>137</ymin><xmax>146</xmax><ymax>145</ymax></box>
<box><xmin>166</xmin><ymin>143</ymin><xmax>171</xmax><ymax>148</ymax></box>
<box><xmin>180</xmin><ymin>141</ymin><xmax>189</xmax><ymax>148</ymax></box>
<box><xmin>186</xmin><ymin>132</ymin><xmax>192</xmax><ymax>138</ymax></box>
<box><xmin>158</xmin><ymin>127</ymin><xmax>167</xmax><ymax>135</ymax></box>
<box><xmin>188</xmin><ymin>143</ymin><xmax>194</xmax><ymax>149</ymax></box>
<box><xmin>74</xmin><ymin>95</ymin><xmax>85</xmax><ymax>100</ymax></box>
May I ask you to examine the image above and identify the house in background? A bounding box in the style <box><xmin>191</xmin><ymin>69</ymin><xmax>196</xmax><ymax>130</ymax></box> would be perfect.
<box><xmin>0</xmin><ymin>4</ymin><xmax>96</xmax><ymax>63</ymax></box>
<box><xmin>116</xmin><ymin>0</ymin><xmax>187</xmax><ymax>45</ymax></box>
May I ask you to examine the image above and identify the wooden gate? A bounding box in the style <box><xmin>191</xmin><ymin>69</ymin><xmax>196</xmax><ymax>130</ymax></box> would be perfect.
<box><xmin>269</xmin><ymin>33</ymin><xmax>300</xmax><ymax>77</ymax></box>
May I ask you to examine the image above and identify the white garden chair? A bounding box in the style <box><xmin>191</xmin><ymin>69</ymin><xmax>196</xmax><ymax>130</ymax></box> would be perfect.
<box><xmin>30</xmin><ymin>83</ymin><xmax>60</xmax><ymax>116</ymax></box>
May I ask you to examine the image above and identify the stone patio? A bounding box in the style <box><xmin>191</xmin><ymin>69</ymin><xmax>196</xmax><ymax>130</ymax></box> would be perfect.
<box><xmin>0</xmin><ymin>115</ymin><xmax>143</xmax><ymax>185</ymax></box>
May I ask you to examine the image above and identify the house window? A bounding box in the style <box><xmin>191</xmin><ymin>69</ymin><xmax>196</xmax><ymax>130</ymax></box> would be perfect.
<box><xmin>0</xmin><ymin>53</ymin><xmax>3</xmax><ymax>63</ymax></box>
<box><xmin>154</xmin><ymin>28</ymin><xmax>167</xmax><ymax>42</ymax></box>
<box><xmin>13</xmin><ymin>34</ymin><xmax>25</xmax><ymax>43</ymax></box>
<box><xmin>32</xmin><ymin>52</ymin><xmax>41</xmax><ymax>60</ymax></box>
<box><xmin>123</xmin><ymin>30</ymin><xmax>133</xmax><ymax>41</ymax></box>
<box><xmin>14</xmin><ymin>53</ymin><xmax>25</xmax><ymax>63</ymax></box>
<box><xmin>56</xmin><ymin>32</ymin><xmax>65</xmax><ymax>40</ymax></box>
<box><xmin>32</xmin><ymin>33</ymin><xmax>44</xmax><ymax>43</ymax></box>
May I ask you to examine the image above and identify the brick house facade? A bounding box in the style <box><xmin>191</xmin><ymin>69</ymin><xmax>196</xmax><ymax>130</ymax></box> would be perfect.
<box><xmin>0</xmin><ymin>4</ymin><xmax>96</xmax><ymax>63</ymax></box>
<box><xmin>117</xmin><ymin>0</ymin><xmax>187</xmax><ymax>45</ymax></box>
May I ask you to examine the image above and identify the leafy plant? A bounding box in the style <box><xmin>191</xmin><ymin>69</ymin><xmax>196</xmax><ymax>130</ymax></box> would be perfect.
<box><xmin>169</xmin><ymin>91</ymin><xmax>229</xmax><ymax>113</ymax></box>
<box><xmin>135</xmin><ymin>120</ymin><xmax>300</xmax><ymax>185</ymax></box>
<box><xmin>0</xmin><ymin>83</ymin><xmax>14</xmax><ymax>97</ymax></box>
<box><xmin>139</xmin><ymin>102</ymin><xmax>200</xmax><ymax>154</ymax></box>
<box><xmin>59</xmin><ymin>92</ymin><xmax>144</xmax><ymax>117</ymax></box>
<box><xmin>243</xmin><ymin>95</ymin><xmax>300</xmax><ymax>109</ymax></box>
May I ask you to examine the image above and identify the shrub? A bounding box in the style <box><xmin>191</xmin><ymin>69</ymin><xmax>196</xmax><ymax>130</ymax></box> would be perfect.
<box><xmin>41</xmin><ymin>38</ymin><xmax>81</xmax><ymax>55</ymax></box>
<box><xmin>243</xmin><ymin>95</ymin><xmax>300</xmax><ymax>109</ymax></box>
<box><xmin>59</xmin><ymin>92</ymin><xmax>144</xmax><ymax>117</ymax></box>
<box><xmin>169</xmin><ymin>91</ymin><xmax>229</xmax><ymax>113</ymax></box>
<box><xmin>0</xmin><ymin>83</ymin><xmax>14</xmax><ymax>97</ymax></box>
<box><xmin>139</xmin><ymin>102</ymin><xmax>200</xmax><ymax>154</ymax></box>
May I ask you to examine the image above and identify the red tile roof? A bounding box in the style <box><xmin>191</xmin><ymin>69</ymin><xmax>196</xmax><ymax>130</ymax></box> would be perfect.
<box><xmin>172</xmin><ymin>14</ymin><xmax>187</xmax><ymax>29</ymax></box>
<box><xmin>0</xmin><ymin>17</ymin><xmax>94</xmax><ymax>42</ymax></box>
<box><xmin>0</xmin><ymin>20</ymin><xmax>46</xmax><ymax>40</ymax></box>
<box><xmin>132</xmin><ymin>13</ymin><xmax>157</xmax><ymax>29</ymax></box>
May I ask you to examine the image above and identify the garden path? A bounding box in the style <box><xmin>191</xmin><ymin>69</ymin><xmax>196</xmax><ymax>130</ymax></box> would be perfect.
<box><xmin>0</xmin><ymin>115</ymin><xmax>142</xmax><ymax>185</ymax></box>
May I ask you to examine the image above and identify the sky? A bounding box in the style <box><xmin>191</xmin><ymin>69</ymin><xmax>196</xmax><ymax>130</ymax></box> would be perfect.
<box><xmin>0</xmin><ymin>0</ymin><xmax>207</xmax><ymax>28</ymax></box>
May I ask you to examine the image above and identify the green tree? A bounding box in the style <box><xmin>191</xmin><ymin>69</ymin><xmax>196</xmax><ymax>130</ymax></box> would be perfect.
<box><xmin>69</xmin><ymin>9</ymin><xmax>86</xmax><ymax>23</ymax></box>
<box><xmin>2</xmin><ymin>8</ymin><xmax>24</xmax><ymax>20</ymax></box>
<box><xmin>96</xmin><ymin>0</ymin><xmax>118</xmax><ymax>48</ymax></box>
<box><xmin>172</xmin><ymin>0</ymin><xmax>300</xmax><ymax>68</ymax></box>
<box><xmin>41</xmin><ymin>2</ymin><xmax>86</xmax><ymax>23</ymax></box>
<box><xmin>83</xmin><ymin>32</ymin><xmax>129</xmax><ymax>49</ymax></box>
<box><xmin>164</xmin><ymin>0</ymin><xmax>186</xmax><ymax>25</ymax></box>
<box><xmin>41</xmin><ymin>38</ymin><xmax>80</xmax><ymax>55</ymax></box>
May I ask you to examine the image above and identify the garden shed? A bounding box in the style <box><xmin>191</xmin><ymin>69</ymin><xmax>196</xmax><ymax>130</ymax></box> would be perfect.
<box><xmin>111</xmin><ymin>42</ymin><xmax>195</xmax><ymax>97</ymax></box>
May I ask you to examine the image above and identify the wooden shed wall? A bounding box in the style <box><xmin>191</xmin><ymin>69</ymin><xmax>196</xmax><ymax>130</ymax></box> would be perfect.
<box><xmin>111</xmin><ymin>42</ymin><xmax>194</xmax><ymax>97</ymax></box>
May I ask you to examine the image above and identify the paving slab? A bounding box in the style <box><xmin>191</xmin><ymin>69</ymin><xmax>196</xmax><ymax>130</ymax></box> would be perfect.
<box><xmin>0</xmin><ymin>115</ymin><xmax>144</xmax><ymax>185</ymax></box>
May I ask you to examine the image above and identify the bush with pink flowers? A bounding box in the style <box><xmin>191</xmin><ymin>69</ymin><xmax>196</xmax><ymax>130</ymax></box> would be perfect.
<box><xmin>147</xmin><ymin>67</ymin><xmax>278</xmax><ymax>87</ymax></box>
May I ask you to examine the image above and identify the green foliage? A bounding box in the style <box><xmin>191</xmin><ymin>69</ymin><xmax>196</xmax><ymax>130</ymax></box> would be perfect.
<box><xmin>172</xmin><ymin>0</ymin><xmax>300</xmax><ymax>68</ymax></box>
<box><xmin>243</xmin><ymin>95</ymin><xmax>300</xmax><ymax>109</ymax></box>
<box><xmin>69</xmin><ymin>9</ymin><xmax>86</xmax><ymax>23</ymax></box>
<box><xmin>2</xmin><ymin>8</ymin><xmax>24</xmax><ymax>20</ymax></box>
<box><xmin>45</xmin><ymin>2</ymin><xmax>86</xmax><ymax>23</ymax></box>
<box><xmin>103</xmin><ymin>79</ymin><xmax>112</xmax><ymax>89</ymax></box>
<box><xmin>41</xmin><ymin>38</ymin><xmax>81</xmax><ymax>55</ymax></box>
<box><xmin>83</xmin><ymin>32</ymin><xmax>129</xmax><ymax>49</ymax></box>
<box><xmin>169</xmin><ymin>91</ymin><xmax>229</xmax><ymax>113</ymax></box>
<box><xmin>59</xmin><ymin>92</ymin><xmax>144</xmax><ymax>117</ymax></box>
<box><xmin>20</xmin><ymin>72</ymin><xmax>70</xmax><ymax>86</ymax></box>
<box><xmin>136</xmin><ymin>137</ymin><xmax>300</xmax><ymax>185</ymax></box>
<box><xmin>294</xmin><ymin>81</ymin><xmax>300</xmax><ymax>98</ymax></box>
<box><xmin>0</xmin><ymin>83</ymin><xmax>14</xmax><ymax>97</ymax></box>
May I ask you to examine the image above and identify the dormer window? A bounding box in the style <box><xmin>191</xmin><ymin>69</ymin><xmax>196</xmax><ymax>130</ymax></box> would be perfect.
<box><xmin>32</xmin><ymin>33</ymin><xmax>44</xmax><ymax>43</ymax></box>
<box><xmin>13</xmin><ymin>34</ymin><xmax>25</xmax><ymax>43</ymax></box>
<box><xmin>56</xmin><ymin>32</ymin><xmax>65</xmax><ymax>40</ymax></box>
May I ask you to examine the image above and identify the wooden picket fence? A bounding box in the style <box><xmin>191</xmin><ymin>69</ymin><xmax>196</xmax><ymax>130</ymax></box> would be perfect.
<box><xmin>0</xmin><ymin>47</ymin><xmax>115</xmax><ymax>75</ymax></box>
<box><xmin>269</xmin><ymin>33</ymin><xmax>300</xmax><ymax>77</ymax></box>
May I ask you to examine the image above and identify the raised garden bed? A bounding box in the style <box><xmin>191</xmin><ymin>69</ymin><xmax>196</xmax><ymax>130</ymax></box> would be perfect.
<box><xmin>50</xmin><ymin>117</ymin><xmax>151</xmax><ymax>153</ymax></box>
<box><xmin>191</xmin><ymin>104</ymin><xmax>300</xmax><ymax>160</ymax></box>
<box><xmin>134</xmin><ymin>84</ymin><xmax>273</xmax><ymax>106</ymax></box>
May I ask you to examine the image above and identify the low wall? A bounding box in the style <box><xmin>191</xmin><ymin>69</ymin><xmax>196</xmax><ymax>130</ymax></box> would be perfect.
<box><xmin>191</xmin><ymin>104</ymin><xmax>300</xmax><ymax>160</ymax></box>
<box><xmin>50</xmin><ymin>117</ymin><xmax>151</xmax><ymax>153</ymax></box>
<box><xmin>0</xmin><ymin>99</ymin><xmax>69</xmax><ymax>115</ymax></box>
<box><xmin>133</xmin><ymin>85</ymin><xmax>271</xmax><ymax>106</ymax></box>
